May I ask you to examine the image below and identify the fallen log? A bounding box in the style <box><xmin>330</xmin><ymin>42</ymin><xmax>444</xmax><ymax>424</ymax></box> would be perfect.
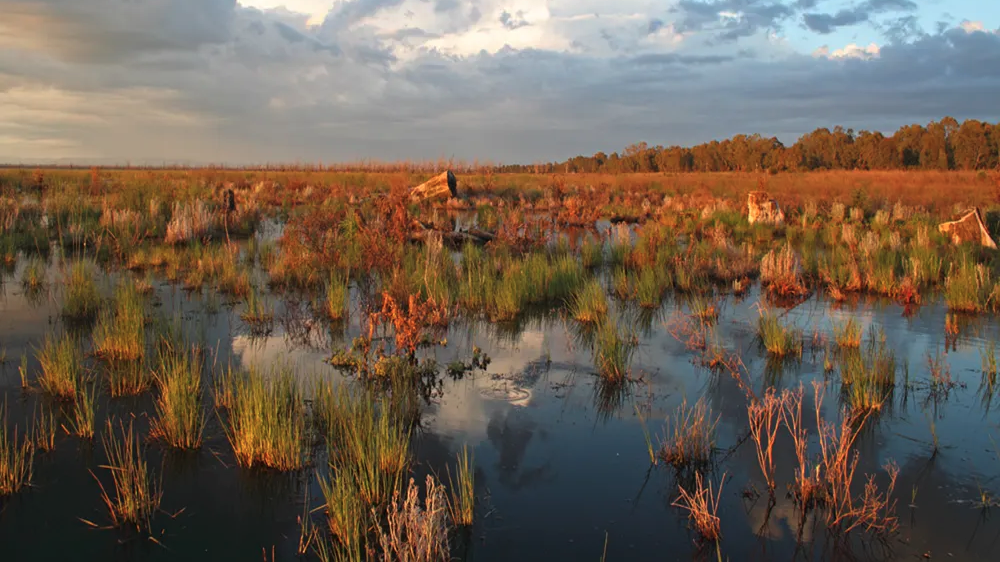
<box><xmin>938</xmin><ymin>208</ymin><xmax>997</xmax><ymax>249</ymax></box>
<box><xmin>410</xmin><ymin>171</ymin><xmax>457</xmax><ymax>203</ymax></box>
<box><xmin>747</xmin><ymin>191</ymin><xmax>784</xmax><ymax>225</ymax></box>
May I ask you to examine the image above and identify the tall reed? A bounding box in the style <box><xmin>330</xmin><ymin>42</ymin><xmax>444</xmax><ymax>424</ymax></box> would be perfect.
<box><xmin>63</xmin><ymin>260</ymin><xmax>102</xmax><ymax>321</ymax></box>
<box><xmin>94</xmin><ymin>418</ymin><xmax>162</xmax><ymax>531</ymax></box>
<box><xmin>570</xmin><ymin>278</ymin><xmax>609</xmax><ymax>323</ymax></box>
<box><xmin>36</xmin><ymin>332</ymin><xmax>84</xmax><ymax>400</ymax></box>
<box><xmin>1</xmin><ymin>403</ymin><xmax>34</xmax><ymax>497</ymax></box>
<box><xmin>222</xmin><ymin>367</ymin><xmax>307</xmax><ymax>471</ymax></box>
<box><xmin>151</xmin><ymin>348</ymin><xmax>205</xmax><ymax>450</ymax></box>
<box><xmin>593</xmin><ymin>318</ymin><xmax>636</xmax><ymax>382</ymax></box>
<box><xmin>446</xmin><ymin>445</ymin><xmax>475</xmax><ymax>527</ymax></box>
<box><xmin>93</xmin><ymin>278</ymin><xmax>146</xmax><ymax>362</ymax></box>
<box><xmin>659</xmin><ymin>398</ymin><xmax>719</xmax><ymax>470</ymax></box>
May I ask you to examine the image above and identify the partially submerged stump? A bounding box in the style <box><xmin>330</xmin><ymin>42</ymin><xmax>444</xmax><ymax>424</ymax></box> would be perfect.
<box><xmin>938</xmin><ymin>208</ymin><xmax>997</xmax><ymax>249</ymax></box>
<box><xmin>409</xmin><ymin>171</ymin><xmax>457</xmax><ymax>203</ymax></box>
<box><xmin>747</xmin><ymin>191</ymin><xmax>784</xmax><ymax>225</ymax></box>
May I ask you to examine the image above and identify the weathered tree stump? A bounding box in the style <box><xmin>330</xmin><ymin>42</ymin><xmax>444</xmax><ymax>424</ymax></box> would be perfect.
<box><xmin>938</xmin><ymin>208</ymin><xmax>997</xmax><ymax>249</ymax></box>
<box><xmin>409</xmin><ymin>171</ymin><xmax>457</xmax><ymax>203</ymax></box>
<box><xmin>747</xmin><ymin>191</ymin><xmax>784</xmax><ymax>225</ymax></box>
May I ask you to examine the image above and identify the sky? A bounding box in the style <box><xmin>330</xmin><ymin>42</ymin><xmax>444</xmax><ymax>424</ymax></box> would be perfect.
<box><xmin>0</xmin><ymin>0</ymin><xmax>998</xmax><ymax>165</ymax></box>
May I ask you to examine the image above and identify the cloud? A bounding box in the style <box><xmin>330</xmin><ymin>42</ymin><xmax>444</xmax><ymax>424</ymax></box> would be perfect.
<box><xmin>500</xmin><ymin>10</ymin><xmax>530</xmax><ymax>31</ymax></box>
<box><xmin>802</xmin><ymin>0</ymin><xmax>918</xmax><ymax>35</ymax></box>
<box><xmin>0</xmin><ymin>0</ymin><xmax>997</xmax><ymax>163</ymax></box>
<box><xmin>814</xmin><ymin>42</ymin><xmax>881</xmax><ymax>60</ymax></box>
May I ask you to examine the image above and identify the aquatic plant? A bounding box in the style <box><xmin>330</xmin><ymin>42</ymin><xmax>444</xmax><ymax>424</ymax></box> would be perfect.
<box><xmin>756</xmin><ymin>309</ymin><xmax>802</xmax><ymax>357</ymax></box>
<box><xmin>93</xmin><ymin>278</ymin><xmax>146</xmax><ymax>362</ymax></box>
<box><xmin>106</xmin><ymin>359</ymin><xmax>155</xmax><ymax>397</ymax></box>
<box><xmin>36</xmin><ymin>332</ymin><xmax>84</xmax><ymax>400</ymax></box>
<box><xmin>62</xmin><ymin>260</ymin><xmax>101</xmax><ymax>321</ymax></box>
<box><xmin>93</xmin><ymin>418</ymin><xmax>162</xmax><ymax>532</ymax></box>
<box><xmin>165</xmin><ymin>200</ymin><xmax>213</xmax><ymax>244</ymax></box>
<box><xmin>318</xmin><ymin>472</ymin><xmax>367</xmax><ymax>561</ymax></box>
<box><xmin>760</xmin><ymin>243</ymin><xmax>808</xmax><ymax>298</ymax></box>
<box><xmin>241</xmin><ymin>285</ymin><xmax>275</xmax><ymax>328</ymax></box>
<box><xmin>324</xmin><ymin>273</ymin><xmax>349</xmax><ymax>322</ymax></box>
<box><xmin>673</xmin><ymin>472</ymin><xmax>724</xmax><ymax>543</ymax></box>
<box><xmin>659</xmin><ymin>398</ymin><xmax>718</xmax><ymax>470</ymax></box>
<box><xmin>222</xmin><ymin>367</ymin><xmax>307</xmax><ymax>471</ymax></box>
<box><xmin>0</xmin><ymin>403</ymin><xmax>34</xmax><ymax>497</ymax></box>
<box><xmin>376</xmin><ymin>475</ymin><xmax>450</xmax><ymax>562</ymax></box>
<box><xmin>151</xmin><ymin>348</ymin><xmax>205</xmax><ymax>450</ymax></box>
<box><xmin>832</xmin><ymin>317</ymin><xmax>863</xmax><ymax>349</ymax></box>
<box><xmin>748</xmin><ymin>389</ymin><xmax>784</xmax><ymax>494</ymax></box>
<box><xmin>945</xmin><ymin>258</ymin><xmax>991</xmax><ymax>313</ymax></box>
<box><xmin>67</xmin><ymin>383</ymin><xmax>97</xmax><ymax>439</ymax></box>
<box><xmin>571</xmin><ymin>278</ymin><xmax>609</xmax><ymax>323</ymax></box>
<box><xmin>592</xmin><ymin>318</ymin><xmax>636</xmax><ymax>382</ymax></box>
<box><xmin>20</xmin><ymin>257</ymin><xmax>46</xmax><ymax>292</ymax></box>
<box><xmin>32</xmin><ymin>405</ymin><xmax>57</xmax><ymax>452</ymax></box>
<box><xmin>446</xmin><ymin>445</ymin><xmax>475</xmax><ymax>527</ymax></box>
<box><xmin>840</xmin><ymin>329</ymin><xmax>897</xmax><ymax>414</ymax></box>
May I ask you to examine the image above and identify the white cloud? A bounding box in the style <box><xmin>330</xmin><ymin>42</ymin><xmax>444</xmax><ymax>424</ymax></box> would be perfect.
<box><xmin>814</xmin><ymin>42</ymin><xmax>881</xmax><ymax>60</ymax></box>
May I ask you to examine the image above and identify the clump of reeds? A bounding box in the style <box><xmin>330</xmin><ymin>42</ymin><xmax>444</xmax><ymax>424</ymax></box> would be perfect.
<box><xmin>21</xmin><ymin>258</ymin><xmax>46</xmax><ymax>292</ymax></box>
<box><xmin>151</xmin><ymin>348</ymin><xmax>204</xmax><ymax>450</ymax></box>
<box><xmin>93</xmin><ymin>279</ymin><xmax>146</xmax><ymax>362</ymax></box>
<box><xmin>1</xmin><ymin>403</ymin><xmax>35</xmax><ymax>497</ymax></box>
<box><xmin>376</xmin><ymin>475</ymin><xmax>450</xmax><ymax>562</ymax></box>
<box><xmin>945</xmin><ymin>259</ymin><xmax>992</xmax><ymax>313</ymax></box>
<box><xmin>756</xmin><ymin>309</ymin><xmax>802</xmax><ymax>357</ymax></box>
<box><xmin>570</xmin><ymin>278</ymin><xmax>608</xmax><ymax>323</ymax></box>
<box><xmin>212</xmin><ymin>363</ymin><xmax>245</xmax><ymax>411</ymax></box>
<box><xmin>689</xmin><ymin>296</ymin><xmax>719</xmax><ymax>322</ymax></box>
<box><xmin>318</xmin><ymin>472</ymin><xmax>366</xmax><ymax>560</ymax></box>
<box><xmin>165</xmin><ymin>200</ymin><xmax>213</xmax><ymax>244</ymax></box>
<box><xmin>673</xmin><ymin>472</ymin><xmax>724</xmax><ymax>543</ymax></box>
<box><xmin>32</xmin><ymin>405</ymin><xmax>57</xmax><ymax>452</ymax></box>
<box><xmin>36</xmin><ymin>332</ymin><xmax>84</xmax><ymax>400</ymax></box>
<box><xmin>62</xmin><ymin>260</ymin><xmax>101</xmax><ymax>321</ymax></box>
<box><xmin>832</xmin><ymin>317</ymin><xmax>862</xmax><ymax>349</ymax></box>
<box><xmin>222</xmin><ymin>367</ymin><xmax>307</xmax><ymax>471</ymax></box>
<box><xmin>760</xmin><ymin>243</ymin><xmax>808</xmax><ymax>297</ymax></box>
<box><xmin>592</xmin><ymin>318</ymin><xmax>636</xmax><ymax>382</ymax></box>
<box><xmin>241</xmin><ymin>286</ymin><xmax>274</xmax><ymax>328</ymax></box>
<box><xmin>321</xmin><ymin>386</ymin><xmax>411</xmax><ymax>508</ymax></box>
<box><xmin>840</xmin><ymin>329</ymin><xmax>897</xmax><ymax>414</ymax></box>
<box><xmin>67</xmin><ymin>382</ymin><xmax>98</xmax><ymax>439</ymax></box>
<box><xmin>659</xmin><ymin>398</ymin><xmax>718</xmax><ymax>470</ymax></box>
<box><xmin>106</xmin><ymin>359</ymin><xmax>155</xmax><ymax>397</ymax></box>
<box><xmin>324</xmin><ymin>273</ymin><xmax>349</xmax><ymax>322</ymax></box>
<box><xmin>446</xmin><ymin>445</ymin><xmax>475</xmax><ymax>527</ymax></box>
<box><xmin>93</xmin><ymin>418</ymin><xmax>162</xmax><ymax>532</ymax></box>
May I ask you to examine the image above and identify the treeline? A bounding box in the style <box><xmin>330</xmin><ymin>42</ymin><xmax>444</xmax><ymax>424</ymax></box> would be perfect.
<box><xmin>499</xmin><ymin>118</ymin><xmax>1000</xmax><ymax>174</ymax></box>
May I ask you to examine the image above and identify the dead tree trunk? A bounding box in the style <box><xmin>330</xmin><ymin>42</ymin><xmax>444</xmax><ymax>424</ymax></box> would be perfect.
<box><xmin>409</xmin><ymin>171</ymin><xmax>457</xmax><ymax>203</ymax></box>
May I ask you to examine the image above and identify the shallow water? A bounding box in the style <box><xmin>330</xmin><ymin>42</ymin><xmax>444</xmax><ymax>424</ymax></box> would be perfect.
<box><xmin>1</xmin><ymin>252</ymin><xmax>999</xmax><ymax>562</ymax></box>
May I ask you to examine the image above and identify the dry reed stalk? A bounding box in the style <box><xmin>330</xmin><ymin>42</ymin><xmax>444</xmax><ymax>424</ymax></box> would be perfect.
<box><xmin>376</xmin><ymin>475</ymin><xmax>450</xmax><ymax>562</ymax></box>
<box><xmin>673</xmin><ymin>471</ymin><xmax>725</xmax><ymax>543</ymax></box>
<box><xmin>747</xmin><ymin>388</ymin><xmax>784</xmax><ymax>494</ymax></box>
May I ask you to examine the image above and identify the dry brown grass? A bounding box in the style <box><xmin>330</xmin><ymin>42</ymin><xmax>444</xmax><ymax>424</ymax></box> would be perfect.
<box><xmin>673</xmin><ymin>471</ymin><xmax>725</xmax><ymax>543</ymax></box>
<box><xmin>376</xmin><ymin>475</ymin><xmax>450</xmax><ymax>562</ymax></box>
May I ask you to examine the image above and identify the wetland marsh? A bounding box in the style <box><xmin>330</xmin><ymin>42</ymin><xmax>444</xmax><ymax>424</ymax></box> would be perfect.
<box><xmin>1</xmin><ymin>168</ymin><xmax>999</xmax><ymax>561</ymax></box>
